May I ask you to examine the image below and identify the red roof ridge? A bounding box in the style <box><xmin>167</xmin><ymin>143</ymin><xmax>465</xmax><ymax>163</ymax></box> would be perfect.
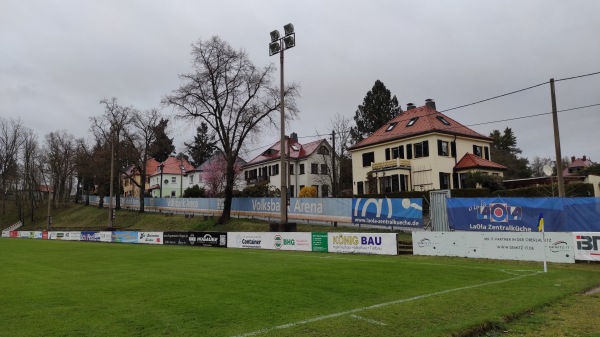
<box><xmin>350</xmin><ymin>105</ymin><xmax>490</xmax><ymax>150</ymax></box>
<box><xmin>454</xmin><ymin>153</ymin><xmax>507</xmax><ymax>171</ymax></box>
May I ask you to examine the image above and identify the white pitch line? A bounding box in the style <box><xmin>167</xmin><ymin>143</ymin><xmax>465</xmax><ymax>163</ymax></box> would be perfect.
<box><xmin>232</xmin><ymin>271</ymin><xmax>542</xmax><ymax>337</ymax></box>
<box><xmin>350</xmin><ymin>314</ymin><xmax>387</xmax><ymax>326</ymax></box>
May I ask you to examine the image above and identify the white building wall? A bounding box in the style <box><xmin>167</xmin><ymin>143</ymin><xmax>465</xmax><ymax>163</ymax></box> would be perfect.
<box><xmin>351</xmin><ymin>133</ymin><xmax>494</xmax><ymax>194</ymax></box>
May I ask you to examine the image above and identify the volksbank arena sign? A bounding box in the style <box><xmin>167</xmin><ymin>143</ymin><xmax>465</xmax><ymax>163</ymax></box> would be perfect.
<box><xmin>90</xmin><ymin>196</ymin><xmax>424</xmax><ymax>227</ymax></box>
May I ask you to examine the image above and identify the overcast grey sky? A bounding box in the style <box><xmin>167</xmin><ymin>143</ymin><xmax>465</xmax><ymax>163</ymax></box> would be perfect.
<box><xmin>1</xmin><ymin>0</ymin><xmax>599</xmax><ymax>164</ymax></box>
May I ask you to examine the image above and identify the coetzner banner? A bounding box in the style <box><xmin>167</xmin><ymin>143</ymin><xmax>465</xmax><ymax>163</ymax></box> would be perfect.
<box><xmin>447</xmin><ymin>198</ymin><xmax>600</xmax><ymax>232</ymax></box>
<box><xmin>352</xmin><ymin>198</ymin><xmax>422</xmax><ymax>227</ymax></box>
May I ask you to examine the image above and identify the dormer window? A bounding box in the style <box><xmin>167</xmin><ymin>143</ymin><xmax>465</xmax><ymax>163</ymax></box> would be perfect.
<box><xmin>317</xmin><ymin>146</ymin><xmax>330</xmax><ymax>155</ymax></box>
<box><xmin>436</xmin><ymin>116</ymin><xmax>450</xmax><ymax>125</ymax></box>
<box><xmin>385</xmin><ymin>122</ymin><xmax>398</xmax><ymax>131</ymax></box>
<box><xmin>406</xmin><ymin>117</ymin><xmax>419</xmax><ymax>127</ymax></box>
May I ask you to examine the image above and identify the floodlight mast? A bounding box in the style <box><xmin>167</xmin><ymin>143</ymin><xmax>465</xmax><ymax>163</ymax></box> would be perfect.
<box><xmin>269</xmin><ymin>23</ymin><xmax>295</xmax><ymax>225</ymax></box>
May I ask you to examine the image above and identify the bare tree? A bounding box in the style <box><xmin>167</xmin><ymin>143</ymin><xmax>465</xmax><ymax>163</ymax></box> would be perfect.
<box><xmin>530</xmin><ymin>156</ymin><xmax>555</xmax><ymax>177</ymax></box>
<box><xmin>44</xmin><ymin>130</ymin><xmax>77</xmax><ymax>206</ymax></box>
<box><xmin>164</xmin><ymin>36</ymin><xmax>300</xmax><ymax>224</ymax></box>
<box><xmin>0</xmin><ymin>118</ymin><xmax>24</xmax><ymax>215</ymax></box>
<box><xmin>121</xmin><ymin>108</ymin><xmax>162</xmax><ymax>212</ymax></box>
<box><xmin>21</xmin><ymin>128</ymin><xmax>41</xmax><ymax>223</ymax></box>
<box><xmin>90</xmin><ymin>98</ymin><xmax>133</xmax><ymax>209</ymax></box>
<box><xmin>314</xmin><ymin>113</ymin><xmax>353</xmax><ymax>196</ymax></box>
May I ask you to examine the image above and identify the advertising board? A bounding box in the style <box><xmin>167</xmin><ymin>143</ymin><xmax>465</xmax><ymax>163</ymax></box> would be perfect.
<box><xmin>227</xmin><ymin>232</ymin><xmax>312</xmax><ymax>251</ymax></box>
<box><xmin>188</xmin><ymin>232</ymin><xmax>227</xmax><ymax>248</ymax></box>
<box><xmin>163</xmin><ymin>232</ymin><xmax>227</xmax><ymax>247</ymax></box>
<box><xmin>33</xmin><ymin>231</ymin><xmax>43</xmax><ymax>239</ymax></box>
<box><xmin>573</xmin><ymin>232</ymin><xmax>600</xmax><ymax>261</ymax></box>
<box><xmin>9</xmin><ymin>231</ymin><xmax>18</xmax><ymax>238</ymax></box>
<box><xmin>163</xmin><ymin>232</ymin><xmax>189</xmax><ymax>246</ymax></box>
<box><xmin>447</xmin><ymin>198</ymin><xmax>600</xmax><ymax>232</ymax></box>
<box><xmin>311</xmin><ymin>232</ymin><xmax>328</xmax><ymax>252</ymax></box>
<box><xmin>1</xmin><ymin>231</ymin><xmax>9</xmax><ymax>238</ymax></box>
<box><xmin>64</xmin><ymin>231</ymin><xmax>81</xmax><ymax>241</ymax></box>
<box><xmin>352</xmin><ymin>198</ymin><xmax>422</xmax><ymax>228</ymax></box>
<box><xmin>138</xmin><ymin>232</ymin><xmax>163</xmax><ymax>244</ymax></box>
<box><xmin>81</xmin><ymin>231</ymin><xmax>100</xmax><ymax>241</ymax></box>
<box><xmin>49</xmin><ymin>231</ymin><xmax>66</xmax><ymax>240</ymax></box>
<box><xmin>112</xmin><ymin>231</ymin><xmax>138</xmax><ymax>243</ymax></box>
<box><xmin>98</xmin><ymin>231</ymin><xmax>112</xmax><ymax>242</ymax></box>
<box><xmin>327</xmin><ymin>233</ymin><xmax>398</xmax><ymax>255</ymax></box>
<box><xmin>412</xmin><ymin>231</ymin><xmax>575</xmax><ymax>263</ymax></box>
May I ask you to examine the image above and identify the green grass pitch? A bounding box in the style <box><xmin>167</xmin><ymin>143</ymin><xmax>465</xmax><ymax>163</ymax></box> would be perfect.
<box><xmin>1</xmin><ymin>238</ymin><xmax>599</xmax><ymax>337</ymax></box>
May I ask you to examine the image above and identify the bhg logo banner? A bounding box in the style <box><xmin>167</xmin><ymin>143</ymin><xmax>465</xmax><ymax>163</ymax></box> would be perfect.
<box><xmin>352</xmin><ymin>198</ymin><xmax>423</xmax><ymax>227</ymax></box>
<box><xmin>573</xmin><ymin>232</ymin><xmax>600</xmax><ymax>261</ymax></box>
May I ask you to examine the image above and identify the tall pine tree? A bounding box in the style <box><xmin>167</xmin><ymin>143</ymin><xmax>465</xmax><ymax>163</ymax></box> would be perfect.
<box><xmin>149</xmin><ymin>118</ymin><xmax>174</xmax><ymax>163</ymax></box>
<box><xmin>350</xmin><ymin>80</ymin><xmax>401</xmax><ymax>143</ymax></box>
<box><xmin>489</xmin><ymin>127</ymin><xmax>531</xmax><ymax>179</ymax></box>
<box><xmin>184</xmin><ymin>122</ymin><xmax>217</xmax><ymax>166</ymax></box>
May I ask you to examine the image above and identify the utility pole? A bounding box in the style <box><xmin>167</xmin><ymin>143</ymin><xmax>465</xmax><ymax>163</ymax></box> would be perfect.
<box><xmin>46</xmin><ymin>178</ymin><xmax>52</xmax><ymax>230</ymax></box>
<box><xmin>108</xmin><ymin>127</ymin><xmax>115</xmax><ymax>228</ymax></box>
<box><xmin>331</xmin><ymin>130</ymin><xmax>336</xmax><ymax>197</ymax></box>
<box><xmin>550</xmin><ymin>78</ymin><xmax>565</xmax><ymax>197</ymax></box>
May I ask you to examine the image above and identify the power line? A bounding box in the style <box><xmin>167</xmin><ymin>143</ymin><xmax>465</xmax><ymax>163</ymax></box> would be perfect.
<box><xmin>438</xmin><ymin>82</ymin><xmax>547</xmax><ymax>113</ymax></box>
<box><xmin>438</xmin><ymin>71</ymin><xmax>600</xmax><ymax>113</ymax></box>
<box><xmin>555</xmin><ymin>71</ymin><xmax>600</xmax><ymax>82</ymax></box>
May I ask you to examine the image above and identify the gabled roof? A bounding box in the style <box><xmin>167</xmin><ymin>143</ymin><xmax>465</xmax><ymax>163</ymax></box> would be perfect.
<box><xmin>244</xmin><ymin>138</ymin><xmax>329</xmax><ymax>167</ymax></box>
<box><xmin>454</xmin><ymin>153</ymin><xmax>507</xmax><ymax>171</ymax></box>
<box><xmin>350</xmin><ymin>104</ymin><xmax>491</xmax><ymax>150</ymax></box>
<box><xmin>197</xmin><ymin>151</ymin><xmax>247</xmax><ymax>171</ymax></box>
<box><xmin>563</xmin><ymin>156</ymin><xmax>594</xmax><ymax>176</ymax></box>
<box><xmin>123</xmin><ymin>158</ymin><xmax>160</xmax><ymax>177</ymax></box>
<box><xmin>149</xmin><ymin>156</ymin><xmax>195</xmax><ymax>177</ymax></box>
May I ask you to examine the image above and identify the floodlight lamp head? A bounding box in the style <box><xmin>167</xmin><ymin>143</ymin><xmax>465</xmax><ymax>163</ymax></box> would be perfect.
<box><xmin>269</xmin><ymin>41</ymin><xmax>281</xmax><ymax>56</ymax></box>
<box><xmin>283</xmin><ymin>35</ymin><xmax>295</xmax><ymax>49</ymax></box>
<box><xmin>270</xmin><ymin>30</ymin><xmax>280</xmax><ymax>42</ymax></box>
<box><xmin>284</xmin><ymin>23</ymin><xmax>294</xmax><ymax>36</ymax></box>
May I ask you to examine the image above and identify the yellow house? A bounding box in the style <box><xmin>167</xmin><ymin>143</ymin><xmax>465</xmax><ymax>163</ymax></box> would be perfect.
<box><xmin>349</xmin><ymin>99</ymin><xmax>506</xmax><ymax>194</ymax></box>
<box><xmin>122</xmin><ymin>158</ymin><xmax>160</xmax><ymax>197</ymax></box>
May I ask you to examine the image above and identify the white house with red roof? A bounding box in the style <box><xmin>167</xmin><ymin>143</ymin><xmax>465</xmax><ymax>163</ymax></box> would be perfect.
<box><xmin>148</xmin><ymin>156</ymin><xmax>195</xmax><ymax>198</ymax></box>
<box><xmin>242</xmin><ymin>133</ymin><xmax>336</xmax><ymax>197</ymax></box>
<box><xmin>349</xmin><ymin>99</ymin><xmax>506</xmax><ymax>194</ymax></box>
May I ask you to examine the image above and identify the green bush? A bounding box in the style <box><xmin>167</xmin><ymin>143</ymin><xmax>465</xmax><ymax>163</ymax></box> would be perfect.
<box><xmin>183</xmin><ymin>185</ymin><xmax>206</xmax><ymax>198</ymax></box>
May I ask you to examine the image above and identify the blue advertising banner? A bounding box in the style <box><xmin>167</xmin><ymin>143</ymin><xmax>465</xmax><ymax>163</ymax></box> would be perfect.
<box><xmin>80</xmin><ymin>231</ymin><xmax>100</xmax><ymax>241</ymax></box>
<box><xmin>112</xmin><ymin>231</ymin><xmax>138</xmax><ymax>243</ymax></box>
<box><xmin>351</xmin><ymin>198</ymin><xmax>423</xmax><ymax>227</ymax></box>
<box><xmin>447</xmin><ymin>198</ymin><xmax>600</xmax><ymax>232</ymax></box>
<box><xmin>233</xmin><ymin>198</ymin><xmax>350</xmax><ymax>218</ymax></box>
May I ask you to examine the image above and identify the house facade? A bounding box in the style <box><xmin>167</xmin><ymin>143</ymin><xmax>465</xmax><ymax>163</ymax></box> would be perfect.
<box><xmin>186</xmin><ymin>151</ymin><xmax>247</xmax><ymax>195</ymax></box>
<box><xmin>148</xmin><ymin>156</ymin><xmax>195</xmax><ymax>198</ymax></box>
<box><xmin>242</xmin><ymin>134</ymin><xmax>337</xmax><ymax>197</ymax></box>
<box><xmin>349</xmin><ymin>99</ymin><xmax>506</xmax><ymax>194</ymax></box>
<box><xmin>122</xmin><ymin>158</ymin><xmax>160</xmax><ymax>197</ymax></box>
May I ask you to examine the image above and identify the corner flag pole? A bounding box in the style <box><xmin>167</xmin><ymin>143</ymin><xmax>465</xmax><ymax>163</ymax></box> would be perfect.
<box><xmin>539</xmin><ymin>213</ymin><xmax>547</xmax><ymax>273</ymax></box>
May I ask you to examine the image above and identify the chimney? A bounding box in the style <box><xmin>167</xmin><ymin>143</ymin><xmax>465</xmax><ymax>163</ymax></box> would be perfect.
<box><xmin>583</xmin><ymin>155</ymin><xmax>587</xmax><ymax>161</ymax></box>
<box><xmin>290</xmin><ymin>132</ymin><xmax>298</xmax><ymax>142</ymax></box>
<box><xmin>571</xmin><ymin>156</ymin><xmax>576</xmax><ymax>163</ymax></box>
<box><xmin>425</xmin><ymin>98</ymin><xmax>436</xmax><ymax>110</ymax></box>
<box><xmin>406</xmin><ymin>103</ymin><xmax>416</xmax><ymax>110</ymax></box>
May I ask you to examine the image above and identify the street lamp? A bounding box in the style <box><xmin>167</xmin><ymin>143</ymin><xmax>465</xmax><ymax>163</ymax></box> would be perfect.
<box><xmin>269</xmin><ymin>23</ymin><xmax>295</xmax><ymax>226</ymax></box>
<box><xmin>179</xmin><ymin>164</ymin><xmax>186</xmax><ymax>198</ymax></box>
<box><xmin>158</xmin><ymin>163</ymin><xmax>164</xmax><ymax>198</ymax></box>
